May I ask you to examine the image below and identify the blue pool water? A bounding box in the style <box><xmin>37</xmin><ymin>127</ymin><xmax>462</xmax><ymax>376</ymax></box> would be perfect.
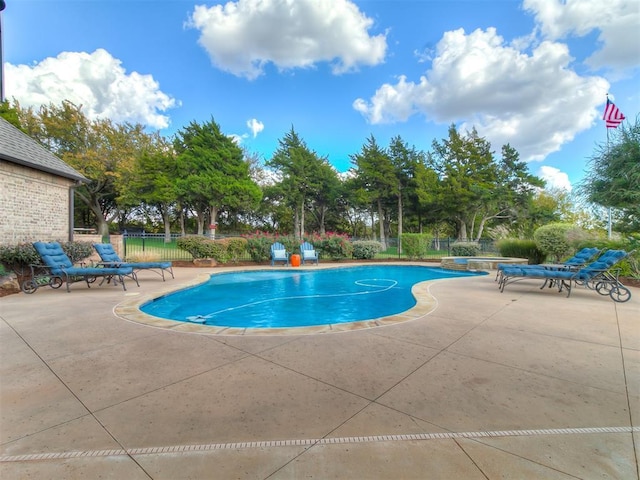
<box><xmin>141</xmin><ymin>265</ymin><xmax>485</xmax><ymax>329</ymax></box>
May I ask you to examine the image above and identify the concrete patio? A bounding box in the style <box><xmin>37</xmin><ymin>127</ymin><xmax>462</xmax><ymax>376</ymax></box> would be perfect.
<box><xmin>1</xmin><ymin>264</ymin><xmax>638</xmax><ymax>479</ymax></box>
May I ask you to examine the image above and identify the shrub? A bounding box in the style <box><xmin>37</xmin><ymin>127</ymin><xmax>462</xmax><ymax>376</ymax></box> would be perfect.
<box><xmin>0</xmin><ymin>243</ymin><xmax>40</xmax><ymax>275</ymax></box>
<box><xmin>60</xmin><ymin>241</ymin><xmax>94</xmax><ymax>264</ymax></box>
<box><xmin>497</xmin><ymin>239</ymin><xmax>546</xmax><ymax>264</ymax></box>
<box><xmin>450</xmin><ymin>242</ymin><xmax>480</xmax><ymax>256</ymax></box>
<box><xmin>401</xmin><ymin>234</ymin><xmax>430</xmax><ymax>259</ymax></box>
<box><xmin>312</xmin><ymin>233</ymin><xmax>353</xmax><ymax>260</ymax></box>
<box><xmin>352</xmin><ymin>240</ymin><xmax>382</xmax><ymax>260</ymax></box>
<box><xmin>244</xmin><ymin>232</ymin><xmax>292</xmax><ymax>262</ymax></box>
<box><xmin>176</xmin><ymin>236</ymin><xmax>211</xmax><ymax>259</ymax></box>
<box><xmin>0</xmin><ymin>241</ymin><xmax>95</xmax><ymax>276</ymax></box>
<box><xmin>222</xmin><ymin>237</ymin><xmax>248</xmax><ymax>263</ymax></box>
<box><xmin>533</xmin><ymin>223</ymin><xmax>583</xmax><ymax>262</ymax></box>
<box><xmin>176</xmin><ymin>236</ymin><xmax>230</xmax><ymax>263</ymax></box>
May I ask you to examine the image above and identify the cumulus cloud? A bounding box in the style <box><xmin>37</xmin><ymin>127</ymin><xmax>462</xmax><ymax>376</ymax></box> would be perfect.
<box><xmin>5</xmin><ymin>49</ymin><xmax>177</xmax><ymax>129</ymax></box>
<box><xmin>187</xmin><ymin>0</ymin><xmax>387</xmax><ymax>80</ymax></box>
<box><xmin>538</xmin><ymin>165</ymin><xmax>573</xmax><ymax>192</ymax></box>
<box><xmin>247</xmin><ymin>118</ymin><xmax>264</xmax><ymax>137</ymax></box>
<box><xmin>353</xmin><ymin>27</ymin><xmax>609</xmax><ymax>161</ymax></box>
<box><xmin>523</xmin><ymin>0</ymin><xmax>640</xmax><ymax>71</ymax></box>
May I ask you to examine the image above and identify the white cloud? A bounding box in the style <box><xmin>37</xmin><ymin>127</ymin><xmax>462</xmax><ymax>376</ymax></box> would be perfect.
<box><xmin>538</xmin><ymin>165</ymin><xmax>572</xmax><ymax>192</ymax></box>
<box><xmin>353</xmin><ymin>27</ymin><xmax>609</xmax><ymax>161</ymax></box>
<box><xmin>247</xmin><ymin>118</ymin><xmax>264</xmax><ymax>137</ymax></box>
<box><xmin>187</xmin><ymin>0</ymin><xmax>387</xmax><ymax>80</ymax></box>
<box><xmin>5</xmin><ymin>49</ymin><xmax>177</xmax><ymax>129</ymax></box>
<box><xmin>523</xmin><ymin>0</ymin><xmax>640</xmax><ymax>71</ymax></box>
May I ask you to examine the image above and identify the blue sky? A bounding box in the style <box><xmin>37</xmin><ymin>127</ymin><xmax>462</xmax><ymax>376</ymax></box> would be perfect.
<box><xmin>3</xmin><ymin>0</ymin><xmax>639</xmax><ymax>191</ymax></box>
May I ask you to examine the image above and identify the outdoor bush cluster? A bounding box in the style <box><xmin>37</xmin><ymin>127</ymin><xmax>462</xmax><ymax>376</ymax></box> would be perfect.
<box><xmin>176</xmin><ymin>236</ymin><xmax>213</xmax><ymax>259</ymax></box>
<box><xmin>352</xmin><ymin>240</ymin><xmax>382</xmax><ymax>260</ymax></box>
<box><xmin>176</xmin><ymin>236</ymin><xmax>233</xmax><ymax>263</ymax></box>
<box><xmin>243</xmin><ymin>232</ymin><xmax>286</xmax><ymax>263</ymax></box>
<box><xmin>497</xmin><ymin>239</ymin><xmax>546</xmax><ymax>264</ymax></box>
<box><xmin>311</xmin><ymin>233</ymin><xmax>353</xmax><ymax>260</ymax></box>
<box><xmin>533</xmin><ymin>223</ymin><xmax>579</xmax><ymax>262</ymax></box>
<box><xmin>60</xmin><ymin>241</ymin><xmax>95</xmax><ymax>264</ymax></box>
<box><xmin>401</xmin><ymin>234</ymin><xmax>431</xmax><ymax>259</ymax></box>
<box><xmin>0</xmin><ymin>241</ymin><xmax>95</xmax><ymax>275</ymax></box>
<box><xmin>0</xmin><ymin>243</ymin><xmax>40</xmax><ymax>275</ymax></box>
<box><xmin>450</xmin><ymin>242</ymin><xmax>480</xmax><ymax>256</ymax></box>
<box><xmin>220</xmin><ymin>237</ymin><xmax>248</xmax><ymax>263</ymax></box>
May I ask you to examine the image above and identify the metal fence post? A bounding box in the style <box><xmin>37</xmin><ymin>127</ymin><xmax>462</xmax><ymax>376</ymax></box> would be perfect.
<box><xmin>123</xmin><ymin>230</ymin><xmax>128</xmax><ymax>258</ymax></box>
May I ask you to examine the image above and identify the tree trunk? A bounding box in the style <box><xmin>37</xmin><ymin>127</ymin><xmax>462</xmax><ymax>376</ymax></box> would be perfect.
<box><xmin>377</xmin><ymin>199</ymin><xmax>386</xmax><ymax>248</ymax></box>
<box><xmin>196</xmin><ymin>209</ymin><xmax>205</xmax><ymax>235</ymax></box>
<box><xmin>457</xmin><ymin>218</ymin><xmax>468</xmax><ymax>241</ymax></box>
<box><xmin>397</xmin><ymin>192</ymin><xmax>403</xmax><ymax>254</ymax></box>
<box><xmin>370</xmin><ymin>209</ymin><xmax>376</xmax><ymax>240</ymax></box>
<box><xmin>299</xmin><ymin>200</ymin><xmax>305</xmax><ymax>240</ymax></box>
<box><xmin>319</xmin><ymin>206</ymin><xmax>327</xmax><ymax>235</ymax></box>
<box><xmin>162</xmin><ymin>204</ymin><xmax>171</xmax><ymax>243</ymax></box>
<box><xmin>179</xmin><ymin>207</ymin><xmax>186</xmax><ymax>236</ymax></box>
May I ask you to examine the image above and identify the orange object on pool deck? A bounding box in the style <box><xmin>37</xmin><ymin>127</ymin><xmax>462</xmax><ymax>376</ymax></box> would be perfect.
<box><xmin>290</xmin><ymin>254</ymin><xmax>301</xmax><ymax>267</ymax></box>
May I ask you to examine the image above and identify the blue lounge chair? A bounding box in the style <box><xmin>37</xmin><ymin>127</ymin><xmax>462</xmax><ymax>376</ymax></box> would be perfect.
<box><xmin>499</xmin><ymin>249</ymin><xmax>632</xmax><ymax>302</ymax></box>
<box><xmin>300</xmin><ymin>242</ymin><xmax>319</xmax><ymax>265</ymax></box>
<box><xmin>94</xmin><ymin>243</ymin><xmax>174</xmax><ymax>281</ymax></box>
<box><xmin>31</xmin><ymin>241</ymin><xmax>138</xmax><ymax>292</ymax></box>
<box><xmin>270</xmin><ymin>242</ymin><xmax>289</xmax><ymax>266</ymax></box>
<box><xmin>496</xmin><ymin>247</ymin><xmax>601</xmax><ymax>282</ymax></box>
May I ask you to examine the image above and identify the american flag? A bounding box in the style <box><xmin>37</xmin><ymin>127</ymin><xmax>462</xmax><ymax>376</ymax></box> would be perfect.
<box><xmin>603</xmin><ymin>98</ymin><xmax>625</xmax><ymax>128</ymax></box>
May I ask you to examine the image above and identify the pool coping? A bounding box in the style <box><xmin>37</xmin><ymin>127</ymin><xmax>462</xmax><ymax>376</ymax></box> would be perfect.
<box><xmin>113</xmin><ymin>263</ymin><xmax>478</xmax><ymax>336</ymax></box>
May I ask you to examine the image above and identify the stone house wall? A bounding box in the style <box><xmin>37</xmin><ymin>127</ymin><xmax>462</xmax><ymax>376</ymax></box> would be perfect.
<box><xmin>0</xmin><ymin>160</ymin><xmax>75</xmax><ymax>245</ymax></box>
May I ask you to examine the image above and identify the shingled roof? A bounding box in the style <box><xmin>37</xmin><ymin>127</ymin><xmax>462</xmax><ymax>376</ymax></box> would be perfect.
<box><xmin>0</xmin><ymin>117</ymin><xmax>87</xmax><ymax>182</ymax></box>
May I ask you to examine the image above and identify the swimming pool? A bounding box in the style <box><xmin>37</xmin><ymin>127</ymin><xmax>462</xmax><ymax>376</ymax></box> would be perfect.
<box><xmin>140</xmin><ymin>265</ymin><xmax>485</xmax><ymax>329</ymax></box>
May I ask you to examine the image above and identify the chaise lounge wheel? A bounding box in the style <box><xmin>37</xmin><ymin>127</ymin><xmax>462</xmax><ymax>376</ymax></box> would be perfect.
<box><xmin>610</xmin><ymin>286</ymin><xmax>631</xmax><ymax>303</ymax></box>
<box><xmin>21</xmin><ymin>279</ymin><xmax>38</xmax><ymax>294</ymax></box>
<box><xmin>49</xmin><ymin>276</ymin><xmax>63</xmax><ymax>289</ymax></box>
<box><xmin>595</xmin><ymin>282</ymin><xmax>613</xmax><ymax>296</ymax></box>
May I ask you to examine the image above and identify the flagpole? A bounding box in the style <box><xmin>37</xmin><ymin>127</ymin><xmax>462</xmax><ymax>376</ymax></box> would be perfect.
<box><xmin>601</xmin><ymin>93</ymin><xmax>626</xmax><ymax>239</ymax></box>
<box><xmin>606</xmin><ymin>119</ymin><xmax>612</xmax><ymax>239</ymax></box>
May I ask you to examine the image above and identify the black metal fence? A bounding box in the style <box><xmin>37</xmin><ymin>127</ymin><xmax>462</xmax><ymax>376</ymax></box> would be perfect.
<box><xmin>121</xmin><ymin>232</ymin><xmax>497</xmax><ymax>262</ymax></box>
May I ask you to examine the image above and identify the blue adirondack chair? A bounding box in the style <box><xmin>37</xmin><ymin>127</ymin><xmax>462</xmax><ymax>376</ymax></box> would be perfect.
<box><xmin>270</xmin><ymin>242</ymin><xmax>289</xmax><ymax>266</ymax></box>
<box><xmin>300</xmin><ymin>242</ymin><xmax>319</xmax><ymax>265</ymax></box>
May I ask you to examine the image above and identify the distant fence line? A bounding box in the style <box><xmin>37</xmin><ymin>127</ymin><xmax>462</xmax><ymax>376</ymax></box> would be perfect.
<box><xmin>118</xmin><ymin>232</ymin><xmax>497</xmax><ymax>262</ymax></box>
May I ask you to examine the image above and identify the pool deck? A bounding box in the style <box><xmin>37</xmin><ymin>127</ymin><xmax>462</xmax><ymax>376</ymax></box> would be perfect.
<box><xmin>1</xmin><ymin>263</ymin><xmax>638</xmax><ymax>479</ymax></box>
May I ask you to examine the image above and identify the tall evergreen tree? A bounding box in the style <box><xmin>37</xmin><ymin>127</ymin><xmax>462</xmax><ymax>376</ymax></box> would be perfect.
<box><xmin>173</xmin><ymin>118</ymin><xmax>261</xmax><ymax>235</ymax></box>
<box><xmin>350</xmin><ymin>135</ymin><xmax>396</xmax><ymax>247</ymax></box>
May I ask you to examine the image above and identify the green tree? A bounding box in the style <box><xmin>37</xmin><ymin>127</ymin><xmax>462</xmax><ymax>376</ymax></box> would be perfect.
<box><xmin>267</xmin><ymin>127</ymin><xmax>328</xmax><ymax>239</ymax></box>
<box><xmin>173</xmin><ymin>118</ymin><xmax>261</xmax><ymax>235</ymax></box>
<box><xmin>308</xmin><ymin>160</ymin><xmax>342</xmax><ymax>235</ymax></box>
<box><xmin>350</xmin><ymin>135</ymin><xmax>396</xmax><ymax>247</ymax></box>
<box><xmin>579</xmin><ymin>117</ymin><xmax>640</xmax><ymax>233</ymax></box>
<box><xmin>0</xmin><ymin>100</ymin><xmax>21</xmax><ymax>128</ymax></box>
<box><xmin>17</xmin><ymin>101</ymin><xmax>148</xmax><ymax>236</ymax></box>
<box><xmin>387</xmin><ymin>136</ymin><xmax>426</xmax><ymax>252</ymax></box>
<box><xmin>429</xmin><ymin>126</ymin><xmax>543</xmax><ymax>241</ymax></box>
<box><xmin>120</xmin><ymin>133</ymin><xmax>177</xmax><ymax>241</ymax></box>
